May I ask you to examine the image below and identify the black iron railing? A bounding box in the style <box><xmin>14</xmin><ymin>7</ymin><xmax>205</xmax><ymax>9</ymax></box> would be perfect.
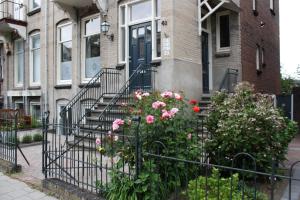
<box><xmin>60</xmin><ymin>68</ymin><xmax>121</xmax><ymax>134</ymax></box>
<box><xmin>219</xmin><ymin>68</ymin><xmax>239</xmax><ymax>93</ymax></box>
<box><xmin>0</xmin><ymin>0</ymin><xmax>27</xmax><ymax>21</ymax></box>
<box><xmin>0</xmin><ymin>110</ymin><xmax>18</xmax><ymax>167</ymax></box>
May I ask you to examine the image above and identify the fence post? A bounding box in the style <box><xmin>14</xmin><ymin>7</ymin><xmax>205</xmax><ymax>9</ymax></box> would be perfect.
<box><xmin>270</xmin><ymin>158</ymin><xmax>276</xmax><ymax>200</ymax></box>
<box><xmin>14</xmin><ymin>110</ymin><xmax>18</xmax><ymax>169</ymax></box>
<box><xmin>42</xmin><ymin>111</ymin><xmax>50</xmax><ymax>178</ymax></box>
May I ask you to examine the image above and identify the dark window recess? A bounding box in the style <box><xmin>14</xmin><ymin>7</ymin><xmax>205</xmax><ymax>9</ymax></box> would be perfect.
<box><xmin>219</xmin><ymin>15</ymin><xmax>230</xmax><ymax>48</ymax></box>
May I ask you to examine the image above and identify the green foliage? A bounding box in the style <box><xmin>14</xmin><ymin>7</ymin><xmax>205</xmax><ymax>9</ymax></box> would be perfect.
<box><xmin>106</xmin><ymin>162</ymin><xmax>166</xmax><ymax>200</ymax></box>
<box><xmin>22</xmin><ymin>135</ymin><xmax>33</xmax><ymax>144</ymax></box>
<box><xmin>281</xmin><ymin>76</ymin><xmax>296</xmax><ymax>95</ymax></box>
<box><xmin>102</xmin><ymin>91</ymin><xmax>202</xmax><ymax>199</ymax></box>
<box><xmin>31</xmin><ymin>118</ymin><xmax>42</xmax><ymax>128</ymax></box>
<box><xmin>186</xmin><ymin>168</ymin><xmax>268</xmax><ymax>200</ymax></box>
<box><xmin>33</xmin><ymin>133</ymin><xmax>43</xmax><ymax>142</ymax></box>
<box><xmin>206</xmin><ymin>82</ymin><xmax>298</xmax><ymax>171</ymax></box>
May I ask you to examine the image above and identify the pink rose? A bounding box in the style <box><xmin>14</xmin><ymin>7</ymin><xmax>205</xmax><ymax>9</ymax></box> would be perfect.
<box><xmin>95</xmin><ymin>138</ymin><xmax>101</xmax><ymax>145</ymax></box>
<box><xmin>146</xmin><ymin>115</ymin><xmax>155</xmax><ymax>124</ymax></box>
<box><xmin>162</xmin><ymin>110</ymin><xmax>172</xmax><ymax>119</ymax></box>
<box><xmin>170</xmin><ymin>108</ymin><xmax>179</xmax><ymax>115</ymax></box>
<box><xmin>142</xmin><ymin>92</ymin><xmax>150</xmax><ymax>97</ymax></box>
<box><xmin>113</xmin><ymin>119</ymin><xmax>124</xmax><ymax>125</ymax></box>
<box><xmin>161</xmin><ymin>91</ymin><xmax>173</xmax><ymax>98</ymax></box>
<box><xmin>174</xmin><ymin>93</ymin><xmax>182</xmax><ymax>100</ymax></box>
<box><xmin>152</xmin><ymin>101</ymin><xmax>166</xmax><ymax>109</ymax></box>
<box><xmin>112</xmin><ymin>123</ymin><xmax>119</xmax><ymax>131</ymax></box>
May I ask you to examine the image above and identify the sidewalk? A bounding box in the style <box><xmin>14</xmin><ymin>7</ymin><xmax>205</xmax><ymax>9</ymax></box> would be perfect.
<box><xmin>281</xmin><ymin>134</ymin><xmax>300</xmax><ymax>200</ymax></box>
<box><xmin>0</xmin><ymin>172</ymin><xmax>58</xmax><ymax>200</ymax></box>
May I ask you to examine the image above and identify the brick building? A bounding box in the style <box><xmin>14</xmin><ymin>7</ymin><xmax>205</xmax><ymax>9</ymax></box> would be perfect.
<box><xmin>0</xmin><ymin>0</ymin><xmax>280</xmax><ymax>120</ymax></box>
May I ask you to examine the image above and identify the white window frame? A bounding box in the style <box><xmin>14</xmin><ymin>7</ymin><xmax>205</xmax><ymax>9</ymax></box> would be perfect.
<box><xmin>270</xmin><ymin>0</ymin><xmax>274</xmax><ymax>11</ymax></box>
<box><xmin>216</xmin><ymin>11</ymin><xmax>231</xmax><ymax>53</ymax></box>
<box><xmin>81</xmin><ymin>14</ymin><xmax>101</xmax><ymax>83</ymax></box>
<box><xmin>118</xmin><ymin>0</ymin><xmax>162</xmax><ymax>77</ymax></box>
<box><xmin>29</xmin><ymin>32</ymin><xmax>41</xmax><ymax>86</ymax></box>
<box><xmin>14</xmin><ymin>39</ymin><xmax>24</xmax><ymax>88</ymax></box>
<box><xmin>14</xmin><ymin>100</ymin><xmax>24</xmax><ymax>110</ymax></box>
<box><xmin>30</xmin><ymin>101</ymin><xmax>41</xmax><ymax>120</ymax></box>
<box><xmin>29</xmin><ymin>0</ymin><xmax>41</xmax><ymax>11</ymax></box>
<box><xmin>57</xmin><ymin>22</ymin><xmax>72</xmax><ymax>85</ymax></box>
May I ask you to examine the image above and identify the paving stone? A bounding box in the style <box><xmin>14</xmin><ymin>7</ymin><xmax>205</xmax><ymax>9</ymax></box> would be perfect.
<box><xmin>0</xmin><ymin>172</ymin><xmax>58</xmax><ymax>200</ymax></box>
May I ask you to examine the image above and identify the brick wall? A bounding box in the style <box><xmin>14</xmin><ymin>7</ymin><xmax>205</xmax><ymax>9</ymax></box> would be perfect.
<box><xmin>240</xmin><ymin>0</ymin><xmax>280</xmax><ymax>94</ymax></box>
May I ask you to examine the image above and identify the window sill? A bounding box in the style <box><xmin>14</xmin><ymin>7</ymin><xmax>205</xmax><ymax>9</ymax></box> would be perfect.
<box><xmin>116</xmin><ymin>63</ymin><xmax>126</xmax><ymax>70</ymax></box>
<box><xmin>28</xmin><ymin>86</ymin><xmax>41</xmax><ymax>90</ymax></box>
<box><xmin>270</xmin><ymin>9</ymin><xmax>276</xmax><ymax>16</ymax></box>
<box><xmin>215</xmin><ymin>50</ymin><xmax>231</xmax><ymax>58</ymax></box>
<box><xmin>27</xmin><ymin>8</ymin><xmax>41</xmax><ymax>16</ymax></box>
<box><xmin>79</xmin><ymin>82</ymin><xmax>101</xmax><ymax>88</ymax></box>
<box><xmin>54</xmin><ymin>84</ymin><xmax>72</xmax><ymax>89</ymax></box>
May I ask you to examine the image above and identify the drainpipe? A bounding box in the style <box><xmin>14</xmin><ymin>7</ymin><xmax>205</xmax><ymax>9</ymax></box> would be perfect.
<box><xmin>44</xmin><ymin>0</ymin><xmax>49</xmax><ymax>114</ymax></box>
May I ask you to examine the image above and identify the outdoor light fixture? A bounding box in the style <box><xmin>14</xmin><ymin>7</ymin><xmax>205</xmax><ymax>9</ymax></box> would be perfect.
<box><xmin>101</xmin><ymin>21</ymin><xmax>114</xmax><ymax>41</ymax></box>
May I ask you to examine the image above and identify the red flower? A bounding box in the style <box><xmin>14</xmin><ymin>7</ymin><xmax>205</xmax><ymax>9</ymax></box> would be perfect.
<box><xmin>193</xmin><ymin>106</ymin><xmax>200</xmax><ymax>113</ymax></box>
<box><xmin>189</xmin><ymin>99</ymin><xmax>197</xmax><ymax>105</ymax></box>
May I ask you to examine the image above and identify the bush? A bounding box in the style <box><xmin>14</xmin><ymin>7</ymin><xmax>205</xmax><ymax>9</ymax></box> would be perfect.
<box><xmin>22</xmin><ymin>135</ymin><xmax>33</xmax><ymax>144</ymax></box>
<box><xmin>33</xmin><ymin>133</ymin><xmax>43</xmax><ymax>142</ymax></box>
<box><xmin>98</xmin><ymin>91</ymin><xmax>202</xmax><ymax>198</ymax></box>
<box><xmin>186</xmin><ymin>168</ymin><xmax>268</xmax><ymax>200</ymax></box>
<box><xmin>205</xmin><ymin>82</ymin><xmax>298</xmax><ymax>171</ymax></box>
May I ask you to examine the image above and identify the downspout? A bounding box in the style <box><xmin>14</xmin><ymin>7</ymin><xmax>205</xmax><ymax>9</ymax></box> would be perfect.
<box><xmin>44</xmin><ymin>0</ymin><xmax>49</xmax><ymax>113</ymax></box>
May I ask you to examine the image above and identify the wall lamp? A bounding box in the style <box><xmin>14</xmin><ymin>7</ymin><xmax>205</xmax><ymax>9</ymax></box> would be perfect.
<box><xmin>101</xmin><ymin>21</ymin><xmax>114</xmax><ymax>41</ymax></box>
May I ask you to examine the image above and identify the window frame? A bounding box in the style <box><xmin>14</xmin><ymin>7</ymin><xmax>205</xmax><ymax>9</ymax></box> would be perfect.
<box><xmin>216</xmin><ymin>11</ymin><xmax>231</xmax><ymax>53</ymax></box>
<box><xmin>118</xmin><ymin>0</ymin><xmax>161</xmax><ymax>65</ymax></box>
<box><xmin>57</xmin><ymin>21</ymin><xmax>73</xmax><ymax>85</ymax></box>
<box><xmin>29</xmin><ymin>32</ymin><xmax>41</xmax><ymax>86</ymax></box>
<box><xmin>14</xmin><ymin>39</ymin><xmax>24</xmax><ymax>88</ymax></box>
<box><xmin>29</xmin><ymin>0</ymin><xmax>41</xmax><ymax>12</ymax></box>
<box><xmin>270</xmin><ymin>0</ymin><xmax>275</xmax><ymax>14</ymax></box>
<box><xmin>256</xmin><ymin>45</ymin><xmax>262</xmax><ymax>72</ymax></box>
<box><xmin>81</xmin><ymin>14</ymin><xmax>101</xmax><ymax>83</ymax></box>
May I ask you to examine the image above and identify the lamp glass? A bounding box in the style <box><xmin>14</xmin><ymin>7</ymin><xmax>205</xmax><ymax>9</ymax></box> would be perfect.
<box><xmin>101</xmin><ymin>21</ymin><xmax>110</xmax><ymax>33</ymax></box>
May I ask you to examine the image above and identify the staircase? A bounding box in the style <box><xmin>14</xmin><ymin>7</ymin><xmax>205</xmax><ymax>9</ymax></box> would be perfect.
<box><xmin>62</xmin><ymin>63</ymin><xmax>155</xmax><ymax>149</ymax></box>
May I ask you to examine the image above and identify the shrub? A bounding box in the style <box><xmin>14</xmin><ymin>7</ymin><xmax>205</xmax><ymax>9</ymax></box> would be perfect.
<box><xmin>33</xmin><ymin>133</ymin><xmax>43</xmax><ymax>142</ymax></box>
<box><xmin>186</xmin><ymin>168</ymin><xmax>268</xmax><ymax>200</ymax></box>
<box><xmin>98</xmin><ymin>91</ymin><xmax>202</xmax><ymax>198</ymax></box>
<box><xmin>205</xmin><ymin>82</ymin><xmax>298</xmax><ymax>171</ymax></box>
<box><xmin>22</xmin><ymin>135</ymin><xmax>33</xmax><ymax>144</ymax></box>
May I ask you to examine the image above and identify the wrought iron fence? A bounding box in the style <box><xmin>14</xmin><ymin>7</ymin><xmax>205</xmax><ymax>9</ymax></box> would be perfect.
<box><xmin>0</xmin><ymin>109</ymin><xmax>18</xmax><ymax>167</ymax></box>
<box><xmin>0</xmin><ymin>0</ymin><xmax>27</xmax><ymax>21</ymax></box>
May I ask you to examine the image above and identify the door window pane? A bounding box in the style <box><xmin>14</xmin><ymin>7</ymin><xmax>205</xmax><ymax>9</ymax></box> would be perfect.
<box><xmin>33</xmin><ymin>49</ymin><xmax>40</xmax><ymax>82</ymax></box>
<box><xmin>60</xmin><ymin>41</ymin><xmax>72</xmax><ymax>81</ymax></box>
<box><xmin>85</xmin><ymin>34</ymin><xmax>100</xmax><ymax>78</ymax></box>
<box><xmin>130</xmin><ymin>0</ymin><xmax>152</xmax><ymax>21</ymax></box>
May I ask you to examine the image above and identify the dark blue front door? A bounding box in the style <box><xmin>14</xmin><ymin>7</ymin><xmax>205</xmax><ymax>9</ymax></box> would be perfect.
<box><xmin>129</xmin><ymin>22</ymin><xmax>152</xmax><ymax>90</ymax></box>
<box><xmin>202</xmin><ymin>31</ymin><xmax>209</xmax><ymax>94</ymax></box>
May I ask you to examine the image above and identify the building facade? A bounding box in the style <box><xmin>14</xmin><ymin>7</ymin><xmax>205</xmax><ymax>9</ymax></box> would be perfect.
<box><xmin>0</xmin><ymin>0</ymin><xmax>280</xmax><ymax>120</ymax></box>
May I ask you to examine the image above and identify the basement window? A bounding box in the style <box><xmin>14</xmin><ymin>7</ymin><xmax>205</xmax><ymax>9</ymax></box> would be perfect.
<box><xmin>216</xmin><ymin>11</ymin><xmax>230</xmax><ymax>53</ymax></box>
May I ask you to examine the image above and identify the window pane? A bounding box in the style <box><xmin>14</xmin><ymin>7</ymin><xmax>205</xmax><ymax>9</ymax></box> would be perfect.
<box><xmin>121</xmin><ymin>6</ymin><xmax>125</xmax><ymax>25</ymax></box>
<box><xmin>32</xmin><ymin>0</ymin><xmax>41</xmax><ymax>9</ymax></box>
<box><xmin>32</xmin><ymin>34</ymin><xmax>40</xmax><ymax>49</ymax></box>
<box><xmin>219</xmin><ymin>15</ymin><xmax>230</xmax><ymax>48</ymax></box>
<box><xmin>61</xmin><ymin>61</ymin><xmax>72</xmax><ymax>80</ymax></box>
<box><xmin>31</xmin><ymin>104</ymin><xmax>41</xmax><ymax>120</ymax></box>
<box><xmin>60</xmin><ymin>25</ymin><xmax>72</xmax><ymax>41</ymax></box>
<box><xmin>85</xmin><ymin>17</ymin><xmax>100</xmax><ymax>35</ymax></box>
<box><xmin>156</xmin><ymin>0</ymin><xmax>161</xmax><ymax>17</ymax></box>
<box><xmin>17</xmin><ymin>52</ymin><xmax>24</xmax><ymax>83</ymax></box>
<box><xmin>121</xmin><ymin>27</ymin><xmax>125</xmax><ymax>61</ymax></box>
<box><xmin>156</xmin><ymin>20</ymin><xmax>161</xmax><ymax>57</ymax></box>
<box><xmin>33</xmin><ymin>49</ymin><xmax>40</xmax><ymax>82</ymax></box>
<box><xmin>61</xmin><ymin>41</ymin><xmax>72</xmax><ymax>62</ymax></box>
<box><xmin>15</xmin><ymin>40</ymin><xmax>23</xmax><ymax>52</ymax></box>
<box><xmin>130</xmin><ymin>0</ymin><xmax>152</xmax><ymax>21</ymax></box>
<box><xmin>85</xmin><ymin>34</ymin><xmax>101</xmax><ymax>78</ymax></box>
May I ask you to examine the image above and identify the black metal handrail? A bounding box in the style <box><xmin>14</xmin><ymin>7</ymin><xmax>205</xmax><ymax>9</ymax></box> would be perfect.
<box><xmin>219</xmin><ymin>68</ymin><xmax>239</xmax><ymax>93</ymax></box>
<box><xmin>60</xmin><ymin>68</ymin><xmax>121</xmax><ymax>133</ymax></box>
